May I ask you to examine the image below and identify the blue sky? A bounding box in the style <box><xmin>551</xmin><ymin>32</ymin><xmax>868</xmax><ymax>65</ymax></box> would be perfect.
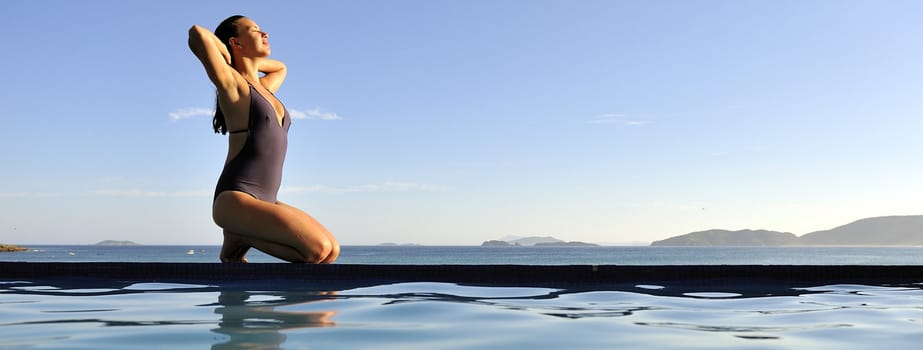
<box><xmin>3</xmin><ymin>0</ymin><xmax>923</xmax><ymax>245</ymax></box>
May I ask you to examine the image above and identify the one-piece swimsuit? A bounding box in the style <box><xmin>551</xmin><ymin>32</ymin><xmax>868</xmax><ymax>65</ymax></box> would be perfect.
<box><xmin>213</xmin><ymin>83</ymin><xmax>291</xmax><ymax>203</ymax></box>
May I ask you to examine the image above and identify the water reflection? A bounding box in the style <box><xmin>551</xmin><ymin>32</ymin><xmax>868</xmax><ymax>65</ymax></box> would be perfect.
<box><xmin>210</xmin><ymin>289</ymin><xmax>338</xmax><ymax>350</ymax></box>
<box><xmin>5</xmin><ymin>278</ymin><xmax>923</xmax><ymax>349</ymax></box>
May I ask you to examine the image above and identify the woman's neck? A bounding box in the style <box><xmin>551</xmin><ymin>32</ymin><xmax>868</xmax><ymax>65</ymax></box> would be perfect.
<box><xmin>233</xmin><ymin>56</ymin><xmax>262</xmax><ymax>82</ymax></box>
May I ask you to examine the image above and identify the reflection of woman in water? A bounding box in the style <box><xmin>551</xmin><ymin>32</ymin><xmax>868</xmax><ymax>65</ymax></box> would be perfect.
<box><xmin>211</xmin><ymin>290</ymin><xmax>337</xmax><ymax>350</ymax></box>
<box><xmin>188</xmin><ymin>15</ymin><xmax>339</xmax><ymax>263</ymax></box>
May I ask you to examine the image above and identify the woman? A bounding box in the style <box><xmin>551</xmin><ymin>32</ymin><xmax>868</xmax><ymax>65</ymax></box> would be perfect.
<box><xmin>188</xmin><ymin>15</ymin><xmax>339</xmax><ymax>263</ymax></box>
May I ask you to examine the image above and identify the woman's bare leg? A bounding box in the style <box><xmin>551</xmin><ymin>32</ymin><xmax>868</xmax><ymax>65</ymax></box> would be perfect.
<box><xmin>278</xmin><ymin>201</ymin><xmax>340</xmax><ymax>263</ymax></box>
<box><xmin>213</xmin><ymin>191</ymin><xmax>338</xmax><ymax>263</ymax></box>
<box><xmin>222</xmin><ymin>231</ymin><xmax>314</xmax><ymax>263</ymax></box>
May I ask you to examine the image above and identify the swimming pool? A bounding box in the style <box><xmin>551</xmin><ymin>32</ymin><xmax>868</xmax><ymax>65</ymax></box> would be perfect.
<box><xmin>3</xmin><ymin>263</ymin><xmax>923</xmax><ymax>349</ymax></box>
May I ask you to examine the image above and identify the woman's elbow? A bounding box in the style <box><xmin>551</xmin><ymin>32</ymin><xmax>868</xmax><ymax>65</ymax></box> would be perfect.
<box><xmin>187</xmin><ymin>25</ymin><xmax>208</xmax><ymax>44</ymax></box>
<box><xmin>187</xmin><ymin>26</ymin><xmax>207</xmax><ymax>54</ymax></box>
<box><xmin>188</xmin><ymin>25</ymin><xmax>206</xmax><ymax>36</ymax></box>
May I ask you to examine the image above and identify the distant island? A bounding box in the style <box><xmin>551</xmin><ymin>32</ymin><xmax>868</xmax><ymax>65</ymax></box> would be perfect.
<box><xmin>534</xmin><ymin>241</ymin><xmax>599</xmax><ymax>247</ymax></box>
<box><xmin>652</xmin><ymin>215</ymin><xmax>923</xmax><ymax>246</ymax></box>
<box><xmin>0</xmin><ymin>244</ymin><xmax>28</xmax><ymax>252</ymax></box>
<box><xmin>95</xmin><ymin>240</ymin><xmax>141</xmax><ymax>246</ymax></box>
<box><xmin>481</xmin><ymin>236</ymin><xmax>599</xmax><ymax>247</ymax></box>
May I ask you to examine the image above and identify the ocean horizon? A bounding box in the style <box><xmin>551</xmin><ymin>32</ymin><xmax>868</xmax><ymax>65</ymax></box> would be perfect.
<box><xmin>5</xmin><ymin>245</ymin><xmax>923</xmax><ymax>265</ymax></box>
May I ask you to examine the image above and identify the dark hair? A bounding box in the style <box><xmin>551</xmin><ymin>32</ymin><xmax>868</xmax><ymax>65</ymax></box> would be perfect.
<box><xmin>212</xmin><ymin>15</ymin><xmax>245</xmax><ymax>135</ymax></box>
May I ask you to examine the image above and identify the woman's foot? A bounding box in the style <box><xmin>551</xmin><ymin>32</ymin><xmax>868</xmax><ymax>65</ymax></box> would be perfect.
<box><xmin>220</xmin><ymin>231</ymin><xmax>251</xmax><ymax>263</ymax></box>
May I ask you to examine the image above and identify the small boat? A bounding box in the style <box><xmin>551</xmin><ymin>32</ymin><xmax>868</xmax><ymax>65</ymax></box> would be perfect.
<box><xmin>186</xmin><ymin>249</ymin><xmax>195</xmax><ymax>255</ymax></box>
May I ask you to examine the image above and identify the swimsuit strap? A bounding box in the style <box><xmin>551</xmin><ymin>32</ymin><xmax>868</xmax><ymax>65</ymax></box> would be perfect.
<box><xmin>227</xmin><ymin>82</ymin><xmax>258</xmax><ymax>135</ymax></box>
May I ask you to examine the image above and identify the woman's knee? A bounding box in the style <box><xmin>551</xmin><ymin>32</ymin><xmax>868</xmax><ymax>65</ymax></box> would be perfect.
<box><xmin>302</xmin><ymin>237</ymin><xmax>337</xmax><ymax>263</ymax></box>
<box><xmin>314</xmin><ymin>238</ymin><xmax>335</xmax><ymax>262</ymax></box>
<box><xmin>320</xmin><ymin>240</ymin><xmax>340</xmax><ymax>263</ymax></box>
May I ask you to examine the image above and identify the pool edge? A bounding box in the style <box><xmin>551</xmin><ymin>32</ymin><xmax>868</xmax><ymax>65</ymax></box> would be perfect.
<box><xmin>3</xmin><ymin>262</ymin><xmax>922</xmax><ymax>287</ymax></box>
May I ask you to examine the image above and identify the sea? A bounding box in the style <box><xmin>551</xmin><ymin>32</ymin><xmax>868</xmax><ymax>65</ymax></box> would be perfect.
<box><xmin>3</xmin><ymin>245</ymin><xmax>923</xmax><ymax>349</ymax></box>
<box><xmin>5</xmin><ymin>244</ymin><xmax>923</xmax><ymax>264</ymax></box>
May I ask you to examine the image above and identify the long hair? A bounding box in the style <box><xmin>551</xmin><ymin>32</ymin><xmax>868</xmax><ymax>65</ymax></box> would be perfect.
<box><xmin>212</xmin><ymin>15</ymin><xmax>245</xmax><ymax>135</ymax></box>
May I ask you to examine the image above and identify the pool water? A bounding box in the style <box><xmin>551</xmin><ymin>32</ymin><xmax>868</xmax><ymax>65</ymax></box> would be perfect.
<box><xmin>3</xmin><ymin>279</ymin><xmax>923</xmax><ymax>349</ymax></box>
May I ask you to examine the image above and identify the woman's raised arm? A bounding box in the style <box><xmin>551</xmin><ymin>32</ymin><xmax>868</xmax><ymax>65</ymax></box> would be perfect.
<box><xmin>188</xmin><ymin>25</ymin><xmax>239</xmax><ymax>94</ymax></box>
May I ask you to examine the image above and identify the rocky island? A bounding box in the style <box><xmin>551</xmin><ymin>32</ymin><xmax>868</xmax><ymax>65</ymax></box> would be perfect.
<box><xmin>652</xmin><ymin>229</ymin><xmax>799</xmax><ymax>246</ymax></box>
<box><xmin>652</xmin><ymin>215</ymin><xmax>923</xmax><ymax>246</ymax></box>
<box><xmin>95</xmin><ymin>240</ymin><xmax>141</xmax><ymax>246</ymax></box>
<box><xmin>481</xmin><ymin>236</ymin><xmax>599</xmax><ymax>247</ymax></box>
<box><xmin>534</xmin><ymin>241</ymin><xmax>600</xmax><ymax>247</ymax></box>
<box><xmin>0</xmin><ymin>244</ymin><xmax>28</xmax><ymax>252</ymax></box>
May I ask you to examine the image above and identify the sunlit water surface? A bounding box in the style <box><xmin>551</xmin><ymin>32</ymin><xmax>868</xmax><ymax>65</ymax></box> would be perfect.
<box><xmin>2</xmin><ymin>280</ymin><xmax>923</xmax><ymax>349</ymax></box>
<box><xmin>4</xmin><ymin>246</ymin><xmax>923</xmax><ymax>348</ymax></box>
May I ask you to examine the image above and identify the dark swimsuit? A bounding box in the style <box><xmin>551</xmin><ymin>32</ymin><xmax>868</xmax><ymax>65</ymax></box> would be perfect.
<box><xmin>214</xmin><ymin>83</ymin><xmax>291</xmax><ymax>203</ymax></box>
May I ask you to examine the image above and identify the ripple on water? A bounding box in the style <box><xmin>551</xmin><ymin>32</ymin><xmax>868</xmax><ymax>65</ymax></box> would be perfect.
<box><xmin>3</xmin><ymin>281</ymin><xmax>923</xmax><ymax>349</ymax></box>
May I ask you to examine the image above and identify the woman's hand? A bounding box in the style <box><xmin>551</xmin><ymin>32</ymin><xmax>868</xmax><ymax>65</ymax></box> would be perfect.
<box><xmin>215</xmin><ymin>34</ymin><xmax>232</xmax><ymax>66</ymax></box>
<box><xmin>257</xmin><ymin>58</ymin><xmax>287</xmax><ymax>93</ymax></box>
<box><xmin>258</xmin><ymin>58</ymin><xmax>286</xmax><ymax>74</ymax></box>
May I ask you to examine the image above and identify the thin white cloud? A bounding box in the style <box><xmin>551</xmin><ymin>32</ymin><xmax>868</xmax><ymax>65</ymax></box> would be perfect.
<box><xmin>2</xmin><ymin>188</ymin><xmax>212</xmax><ymax>199</ymax></box>
<box><xmin>0</xmin><ymin>192</ymin><xmax>60</xmax><ymax>199</ymax></box>
<box><xmin>588</xmin><ymin>113</ymin><xmax>652</xmax><ymax>126</ymax></box>
<box><xmin>283</xmin><ymin>182</ymin><xmax>445</xmax><ymax>194</ymax></box>
<box><xmin>88</xmin><ymin>189</ymin><xmax>212</xmax><ymax>197</ymax></box>
<box><xmin>290</xmin><ymin>107</ymin><xmax>343</xmax><ymax>121</ymax></box>
<box><xmin>171</xmin><ymin>106</ymin><xmax>342</xmax><ymax>122</ymax></box>
<box><xmin>169</xmin><ymin>107</ymin><xmax>214</xmax><ymax>122</ymax></box>
<box><xmin>86</xmin><ymin>183</ymin><xmax>441</xmax><ymax>197</ymax></box>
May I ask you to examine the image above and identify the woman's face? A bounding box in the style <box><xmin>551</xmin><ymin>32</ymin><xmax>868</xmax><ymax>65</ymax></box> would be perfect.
<box><xmin>231</xmin><ymin>17</ymin><xmax>270</xmax><ymax>58</ymax></box>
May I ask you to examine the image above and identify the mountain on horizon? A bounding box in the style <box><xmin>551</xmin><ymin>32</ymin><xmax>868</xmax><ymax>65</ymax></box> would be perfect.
<box><xmin>495</xmin><ymin>235</ymin><xmax>565</xmax><ymax>244</ymax></box>
<box><xmin>481</xmin><ymin>236</ymin><xmax>599</xmax><ymax>246</ymax></box>
<box><xmin>651</xmin><ymin>229</ymin><xmax>799</xmax><ymax>246</ymax></box>
<box><xmin>95</xmin><ymin>240</ymin><xmax>141</xmax><ymax>246</ymax></box>
<box><xmin>799</xmin><ymin>216</ymin><xmax>923</xmax><ymax>245</ymax></box>
<box><xmin>507</xmin><ymin>236</ymin><xmax>563</xmax><ymax>246</ymax></box>
<box><xmin>652</xmin><ymin>215</ymin><xmax>923</xmax><ymax>246</ymax></box>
